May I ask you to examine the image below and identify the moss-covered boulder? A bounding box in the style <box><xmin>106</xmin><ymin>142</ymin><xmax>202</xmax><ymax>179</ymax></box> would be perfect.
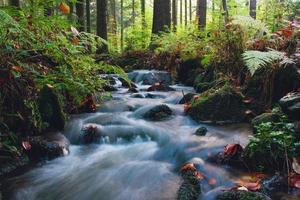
<box><xmin>279</xmin><ymin>93</ymin><xmax>300</xmax><ymax>120</ymax></box>
<box><xmin>251</xmin><ymin>112</ymin><xmax>281</xmax><ymax>128</ymax></box>
<box><xmin>187</xmin><ymin>87</ymin><xmax>246</xmax><ymax>124</ymax></box>
<box><xmin>216</xmin><ymin>190</ymin><xmax>271</xmax><ymax>200</ymax></box>
<box><xmin>179</xmin><ymin>93</ymin><xmax>198</xmax><ymax>104</ymax></box>
<box><xmin>38</xmin><ymin>84</ymin><xmax>66</xmax><ymax>131</ymax></box>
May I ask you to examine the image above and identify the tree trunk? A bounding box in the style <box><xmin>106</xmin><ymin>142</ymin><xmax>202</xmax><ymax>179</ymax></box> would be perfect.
<box><xmin>76</xmin><ymin>0</ymin><xmax>85</xmax><ymax>32</ymax></box>
<box><xmin>180</xmin><ymin>0</ymin><xmax>183</xmax><ymax>25</ymax></box>
<box><xmin>189</xmin><ymin>0</ymin><xmax>192</xmax><ymax>21</ymax></box>
<box><xmin>249</xmin><ymin>0</ymin><xmax>256</xmax><ymax>19</ymax></box>
<box><xmin>141</xmin><ymin>0</ymin><xmax>146</xmax><ymax>28</ymax></box>
<box><xmin>97</xmin><ymin>0</ymin><xmax>108</xmax><ymax>52</ymax></box>
<box><xmin>222</xmin><ymin>0</ymin><xmax>229</xmax><ymax>23</ymax></box>
<box><xmin>152</xmin><ymin>0</ymin><xmax>171</xmax><ymax>34</ymax></box>
<box><xmin>132</xmin><ymin>0</ymin><xmax>136</xmax><ymax>24</ymax></box>
<box><xmin>86</xmin><ymin>0</ymin><xmax>91</xmax><ymax>32</ymax></box>
<box><xmin>196</xmin><ymin>0</ymin><xmax>207</xmax><ymax>28</ymax></box>
<box><xmin>9</xmin><ymin>0</ymin><xmax>19</xmax><ymax>7</ymax></box>
<box><xmin>184</xmin><ymin>0</ymin><xmax>187</xmax><ymax>27</ymax></box>
<box><xmin>120</xmin><ymin>0</ymin><xmax>124</xmax><ymax>51</ymax></box>
<box><xmin>172</xmin><ymin>0</ymin><xmax>177</xmax><ymax>31</ymax></box>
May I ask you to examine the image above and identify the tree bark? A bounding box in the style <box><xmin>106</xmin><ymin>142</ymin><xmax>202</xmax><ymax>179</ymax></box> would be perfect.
<box><xmin>172</xmin><ymin>0</ymin><xmax>177</xmax><ymax>31</ymax></box>
<box><xmin>141</xmin><ymin>0</ymin><xmax>146</xmax><ymax>28</ymax></box>
<box><xmin>132</xmin><ymin>0</ymin><xmax>136</xmax><ymax>24</ymax></box>
<box><xmin>86</xmin><ymin>0</ymin><xmax>91</xmax><ymax>33</ymax></box>
<box><xmin>249</xmin><ymin>0</ymin><xmax>257</xmax><ymax>19</ymax></box>
<box><xmin>184</xmin><ymin>0</ymin><xmax>187</xmax><ymax>27</ymax></box>
<box><xmin>97</xmin><ymin>0</ymin><xmax>108</xmax><ymax>52</ymax></box>
<box><xmin>222</xmin><ymin>0</ymin><xmax>229</xmax><ymax>23</ymax></box>
<box><xmin>189</xmin><ymin>0</ymin><xmax>192</xmax><ymax>21</ymax></box>
<box><xmin>152</xmin><ymin>0</ymin><xmax>171</xmax><ymax>34</ymax></box>
<box><xmin>121</xmin><ymin>0</ymin><xmax>124</xmax><ymax>51</ymax></box>
<box><xmin>196</xmin><ymin>0</ymin><xmax>207</xmax><ymax>28</ymax></box>
<box><xmin>76</xmin><ymin>0</ymin><xmax>85</xmax><ymax>32</ymax></box>
<box><xmin>180</xmin><ymin>0</ymin><xmax>183</xmax><ymax>25</ymax></box>
<box><xmin>9</xmin><ymin>0</ymin><xmax>19</xmax><ymax>7</ymax></box>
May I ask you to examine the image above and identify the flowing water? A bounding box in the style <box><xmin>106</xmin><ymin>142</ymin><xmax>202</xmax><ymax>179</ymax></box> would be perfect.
<box><xmin>4</xmin><ymin>70</ymin><xmax>252</xmax><ymax>200</ymax></box>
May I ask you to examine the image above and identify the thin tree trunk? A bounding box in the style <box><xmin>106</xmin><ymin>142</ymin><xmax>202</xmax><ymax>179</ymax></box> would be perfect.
<box><xmin>189</xmin><ymin>0</ymin><xmax>192</xmax><ymax>21</ymax></box>
<box><xmin>222</xmin><ymin>0</ymin><xmax>229</xmax><ymax>23</ymax></box>
<box><xmin>86</xmin><ymin>0</ymin><xmax>91</xmax><ymax>32</ymax></box>
<box><xmin>109</xmin><ymin>0</ymin><xmax>118</xmax><ymax>48</ymax></box>
<box><xmin>121</xmin><ymin>0</ymin><xmax>124</xmax><ymax>51</ymax></box>
<box><xmin>197</xmin><ymin>0</ymin><xmax>207</xmax><ymax>28</ymax></box>
<box><xmin>76</xmin><ymin>0</ymin><xmax>85</xmax><ymax>32</ymax></box>
<box><xmin>9</xmin><ymin>0</ymin><xmax>19</xmax><ymax>7</ymax></box>
<box><xmin>212</xmin><ymin>0</ymin><xmax>215</xmax><ymax>23</ymax></box>
<box><xmin>97</xmin><ymin>0</ymin><xmax>108</xmax><ymax>52</ymax></box>
<box><xmin>172</xmin><ymin>0</ymin><xmax>177</xmax><ymax>31</ymax></box>
<box><xmin>152</xmin><ymin>0</ymin><xmax>171</xmax><ymax>34</ymax></box>
<box><xmin>180</xmin><ymin>0</ymin><xmax>183</xmax><ymax>25</ymax></box>
<box><xmin>141</xmin><ymin>0</ymin><xmax>146</xmax><ymax>28</ymax></box>
<box><xmin>132</xmin><ymin>0</ymin><xmax>136</xmax><ymax>24</ymax></box>
<box><xmin>184</xmin><ymin>0</ymin><xmax>187</xmax><ymax>27</ymax></box>
<box><xmin>249</xmin><ymin>0</ymin><xmax>257</xmax><ymax>19</ymax></box>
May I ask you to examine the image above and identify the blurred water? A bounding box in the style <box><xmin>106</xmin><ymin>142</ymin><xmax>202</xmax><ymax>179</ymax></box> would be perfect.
<box><xmin>5</xmin><ymin>71</ymin><xmax>251</xmax><ymax>200</ymax></box>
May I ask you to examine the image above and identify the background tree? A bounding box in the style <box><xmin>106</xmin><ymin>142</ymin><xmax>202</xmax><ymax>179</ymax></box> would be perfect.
<box><xmin>152</xmin><ymin>0</ymin><xmax>171</xmax><ymax>34</ymax></box>
<box><xmin>120</xmin><ymin>0</ymin><xmax>124</xmax><ymax>51</ymax></box>
<box><xmin>249</xmin><ymin>0</ymin><xmax>257</xmax><ymax>19</ymax></box>
<box><xmin>184</xmin><ymin>0</ymin><xmax>187</xmax><ymax>27</ymax></box>
<box><xmin>76</xmin><ymin>0</ymin><xmax>85</xmax><ymax>32</ymax></box>
<box><xmin>172</xmin><ymin>0</ymin><xmax>177</xmax><ymax>31</ymax></box>
<box><xmin>141</xmin><ymin>0</ymin><xmax>146</xmax><ymax>28</ymax></box>
<box><xmin>189</xmin><ymin>0</ymin><xmax>192</xmax><ymax>21</ymax></box>
<box><xmin>222</xmin><ymin>0</ymin><xmax>229</xmax><ymax>23</ymax></box>
<box><xmin>180</xmin><ymin>0</ymin><xmax>183</xmax><ymax>25</ymax></box>
<box><xmin>9</xmin><ymin>0</ymin><xmax>19</xmax><ymax>7</ymax></box>
<box><xmin>197</xmin><ymin>0</ymin><xmax>207</xmax><ymax>28</ymax></box>
<box><xmin>86</xmin><ymin>0</ymin><xmax>91</xmax><ymax>32</ymax></box>
<box><xmin>97</xmin><ymin>0</ymin><xmax>108</xmax><ymax>51</ymax></box>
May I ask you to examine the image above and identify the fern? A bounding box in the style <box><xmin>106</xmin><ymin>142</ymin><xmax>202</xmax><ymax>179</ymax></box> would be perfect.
<box><xmin>242</xmin><ymin>50</ymin><xmax>285</xmax><ymax>75</ymax></box>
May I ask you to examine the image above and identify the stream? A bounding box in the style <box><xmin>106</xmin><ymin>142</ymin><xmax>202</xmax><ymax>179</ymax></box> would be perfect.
<box><xmin>4</xmin><ymin>70</ymin><xmax>252</xmax><ymax>200</ymax></box>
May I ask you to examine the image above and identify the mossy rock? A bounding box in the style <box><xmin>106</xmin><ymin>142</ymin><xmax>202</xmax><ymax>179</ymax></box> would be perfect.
<box><xmin>38</xmin><ymin>84</ymin><xmax>66</xmax><ymax>131</ymax></box>
<box><xmin>251</xmin><ymin>112</ymin><xmax>281</xmax><ymax>128</ymax></box>
<box><xmin>142</xmin><ymin>104</ymin><xmax>173</xmax><ymax>121</ymax></box>
<box><xmin>216</xmin><ymin>190</ymin><xmax>270</xmax><ymax>200</ymax></box>
<box><xmin>187</xmin><ymin>86</ymin><xmax>246</xmax><ymax>124</ymax></box>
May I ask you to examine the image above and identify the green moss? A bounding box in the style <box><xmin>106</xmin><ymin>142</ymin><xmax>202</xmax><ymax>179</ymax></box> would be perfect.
<box><xmin>216</xmin><ymin>191</ymin><xmax>269</xmax><ymax>200</ymax></box>
<box><xmin>38</xmin><ymin>85</ymin><xmax>67</xmax><ymax>131</ymax></box>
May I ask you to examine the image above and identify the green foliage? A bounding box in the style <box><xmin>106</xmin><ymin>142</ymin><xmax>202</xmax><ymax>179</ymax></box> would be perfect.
<box><xmin>242</xmin><ymin>50</ymin><xmax>286</xmax><ymax>75</ymax></box>
<box><xmin>244</xmin><ymin>116</ymin><xmax>299</xmax><ymax>171</ymax></box>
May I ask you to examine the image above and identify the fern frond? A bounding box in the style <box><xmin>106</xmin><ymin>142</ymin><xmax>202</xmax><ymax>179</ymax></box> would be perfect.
<box><xmin>242</xmin><ymin>50</ymin><xmax>285</xmax><ymax>75</ymax></box>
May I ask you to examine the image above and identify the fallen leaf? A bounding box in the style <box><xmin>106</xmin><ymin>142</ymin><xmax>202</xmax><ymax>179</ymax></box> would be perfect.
<box><xmin>289</xmin><ymin>172</ymin><xmax>300</xmax><ymax>189</ymax></box>
<box><xmin>181</xmin><ymin>163</ymin><xmax>197</xmax><ymax>172</ymax></box>
<box><xmin>292</xmin><ymin>157</ymin><xmax>300</xmax><ymax>174</ymax></box>
<box><xmin>11</xmin><ymin>66</ymin><xmax>22</xmax><ymax>72</ymax></box>
<box><xmin>59</xmin><ymin>2</ymin><xmax>70</xmax><ymax>14</ymax></box>
<box><xmin>71</xmin><ymin>36</ymin><xmax>79</xmax><ymax>45</ymax></box>
<box><xmin>194</xmin><ymin>171</ymin><xmax>205</xmax><ymax>180</ymax></box>
<box><xmin>223</xmin><ymin>144</ymin><xmax>243</xmax><ymax>156</ymax></box>
<box><xmin>22</xmin><ymin>141</ymin><xmax>31</xmax><ymax>150</ymax></box>
<box><xmin>235</xmin><ymin>180</ymin><xmax>261</xmax><ymax>191</ymax></box>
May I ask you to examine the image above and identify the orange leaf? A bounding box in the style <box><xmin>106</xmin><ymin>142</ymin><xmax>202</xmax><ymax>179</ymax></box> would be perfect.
<box><xmin>11</xmin><ymin>66</ymin><xmax>22</xmax><ymax>72</ymax></box>
<box><xmin>289</xmin><ymin>172</ymin><xmax>300</xmax><ymax>189</ymax></box>
<box><xmin>181</xmin><ymin>163</ymin><xmax>197</xmax><ymax>172</ymax></box>
<box><xmin>194</xmin><ymin>171</ymin><xmax>205</xmax><ymax>180</ymax></box>
<box><xmin>71</xmin><ymin>36</ymin><xmax>79</xmax><ymax>45</ymax></box>
<box><xmin>59</xmin><ymin>2</ymin><xmax>70</xmax><ymax>14</ymax></box>
<box><xmin>235</xmin><ymin>180</ymin><xmax>261</xmax><ymax>191</ymax></box>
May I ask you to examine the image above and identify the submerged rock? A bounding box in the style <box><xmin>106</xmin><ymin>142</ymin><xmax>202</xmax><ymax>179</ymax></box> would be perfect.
<box><xmin>118</xmin><ymin>77</ymin><xmax>137</xmax><ymax>88</ymax></box>
<box><xmin>26</xmin><ymin>132</ymin><xmax>70</xmax><ymax>161</ymax></box>
<box><xmin>179</xmin><ymin>93</ymin><xmax>198</xmax><ymax>104</ymax></box>
<box><xmin>147</xmin><ymin>82</ymin><xmax>175</xmax><ymax>92</ymax></box>
<box><xmin>128</xmin><ymin>70</ymin><xmax>173</xmax><ymax>85</ymax></box>
<box><xmin>195</xmin><ymin>127</ymin><xmax>208</xmax><ymax>136</ymax></box>
<box><xmin>131</xmin><ymin>93</ymin><xmax>145</xmax><ymax>98</ymax></box>
<box><xmin>103</xmin><ymin>84</ymin><xmax>118</xmax><ymax>92</ymax></box>
<box><xmin>187</xmin><ymin>87</ymin><xmax>246</xmax><ymax>124</ymax></box>
<box><xmin>216</xmin><ymin>190</ymin><xmax>271</xmax><ymax>200</ymax></box>
<box><xmin>142</xmin><ymin>104</ymin><xmax>173</xmax><ymax>121</ymax></box>
<box><xmin>38</xmin><ymin>84</ymin><xmax>66</xmax><ymax>131</ymax></box>
<box><xmin>279</xmin><ymin>93</ymin><xmax>300</xmax><ymax>120</ymax></box>
<box><xmin>128</xmin><ymin>87</ymin><xmax>139</xmax><ymax>93</ymax></box>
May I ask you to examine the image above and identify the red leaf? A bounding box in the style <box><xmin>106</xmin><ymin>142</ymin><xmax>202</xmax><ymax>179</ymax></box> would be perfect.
<box><xmin>223</xmin><ymin>144</ymin><xmax>243</xmax><ymax>156</ymax></box>
<box><xmin>11</xmin><ymin>66</ymin><xmax>22</xmax><ymax>72</ymax></box>
<box><xmin>59</xmin><ymin>2</ymin><xmax>70</xmax><ymax>14</ymax></box>
<box><xmin>289</xmin><ymin>172</ymin><xmax>300</xmax><ymax>189</ymax></box>
<box><xmin>22</xmin><ymin>141</ymin><xmax>31</xmax><ymax>150</ymax></box>
<box><xmin>235</xmin><ymin>180</ymin><xmax>261</xmax><ymax>191</ymax></box>
<box><xmin>181</xmin><ymin>163</ymin><xmax>197</xmax><ymax>172</ymax></box>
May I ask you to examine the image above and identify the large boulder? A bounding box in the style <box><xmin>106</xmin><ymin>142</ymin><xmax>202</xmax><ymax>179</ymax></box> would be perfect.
<box><xmin>147</xmin><ymin>82</ymin><xmax>175</xmax><ymax>92</ymax></box>
<box><xmin>279</xmin><ymin>93</ymin><xmax>300</xmax><ymax>120</ymax></box>
<box><xmin>25</xmin><ymin>132</ymin><xmax>70</xmax><ymax>161</ymax></box>
<box><xmin>187</xmin><ymin>87</ymin><xmax>246</xmax><ymax>124</ymax></box>
<box><xmin>194</xmin><ymin>127</ymin><xmax>208</xmax><ymax>136</ymax></box>
<box><xmin>38</xmin><ymin>84</ymin><xmax>66</xmax><ymax>131</ymax></box>
<box><xmin>142</xmin><ymin>104</ymin><xmax>173</xmax><ymax>121</ymax></box>
<box><xmin>128</xmin><ymin>70</ymin><xmax>173</xmax><ymax>85</ymax></box>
